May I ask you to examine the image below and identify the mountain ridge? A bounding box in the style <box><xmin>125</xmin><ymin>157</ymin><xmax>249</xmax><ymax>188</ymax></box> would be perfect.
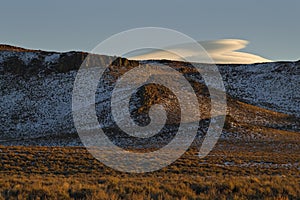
<box><xmin>0</xmin><ymin>44</ymin><xmax>299</xmax><ymax>146</ymax></box>
<box><xmin>1</xmin><ymin>44</ymin><xmax>299</xmax><ymax>64</ymax></box>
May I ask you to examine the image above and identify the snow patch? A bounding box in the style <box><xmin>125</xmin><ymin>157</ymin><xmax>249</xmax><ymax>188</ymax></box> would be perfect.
<box><xmin>44</xmin><ymin>53</ymin><xmax>60</xmax><ymax>63</ymax></box>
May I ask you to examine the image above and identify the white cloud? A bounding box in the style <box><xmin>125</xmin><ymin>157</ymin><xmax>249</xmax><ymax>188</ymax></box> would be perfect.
<box><xmin>127</xmin><ymin>39</ymin><xmax>271</xmax><ymax>64</ymax></box>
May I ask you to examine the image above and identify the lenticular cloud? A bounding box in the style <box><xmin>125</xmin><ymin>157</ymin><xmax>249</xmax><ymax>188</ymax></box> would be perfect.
<box><xmin>127</xmin><ymin>39</ymin><xmax>271</xmax><ymax>64</ymax></box>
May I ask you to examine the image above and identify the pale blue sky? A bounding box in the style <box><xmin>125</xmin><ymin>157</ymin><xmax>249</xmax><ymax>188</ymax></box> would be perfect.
<box><xmin>1</xmin><ymin>0</ymin><xmax>299</xmax><ymax>61</ymax></box>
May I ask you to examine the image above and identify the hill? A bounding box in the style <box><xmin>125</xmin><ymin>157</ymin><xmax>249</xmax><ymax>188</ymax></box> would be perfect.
<box><xmin>0</xmin><ymin>45</ymin><xmax>299</xmax><ymax>146</ymax></box>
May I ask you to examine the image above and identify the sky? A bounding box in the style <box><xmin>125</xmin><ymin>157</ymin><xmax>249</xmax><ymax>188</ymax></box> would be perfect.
<box><xmin>1</xmin><ymin>0</ymin><xmax>299</xmax><ymax>61</ymax></box>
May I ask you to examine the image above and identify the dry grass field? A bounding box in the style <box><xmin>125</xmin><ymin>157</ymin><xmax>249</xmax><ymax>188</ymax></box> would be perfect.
<box><xmin>1</xmin><ymin>138</ymin><xmax>299</xmax><ymax>200</ymax></box>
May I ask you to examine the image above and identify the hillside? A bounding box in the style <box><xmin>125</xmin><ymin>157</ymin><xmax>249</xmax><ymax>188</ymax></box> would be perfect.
<box><xmin>0</xmin><ymin>45</ymin><xmax>299</xmax><ymax>146</ymax></box>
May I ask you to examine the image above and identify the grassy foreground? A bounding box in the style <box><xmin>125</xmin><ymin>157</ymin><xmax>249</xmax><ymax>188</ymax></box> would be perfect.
<box><xmin>0</xmin><ymin>140</ymin><xmax>299</xmax><ymax>200</ymax></box>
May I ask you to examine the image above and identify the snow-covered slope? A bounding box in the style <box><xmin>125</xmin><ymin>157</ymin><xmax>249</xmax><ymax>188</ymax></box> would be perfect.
<box><xmin>219</xmin><ymin>62</ymin><xmax>300</xmax><ymax>117</ymax></box>
<box><xmin>0</xmin><ymin>46</ymin><xmax>299</xmax><ymax>146</ymax></box>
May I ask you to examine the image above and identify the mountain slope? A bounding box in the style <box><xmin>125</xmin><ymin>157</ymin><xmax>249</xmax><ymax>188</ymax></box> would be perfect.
<box><xmin>0</xmin><ymin>45</ymin><xmax>299</xmax><ymax>146</ymax></box>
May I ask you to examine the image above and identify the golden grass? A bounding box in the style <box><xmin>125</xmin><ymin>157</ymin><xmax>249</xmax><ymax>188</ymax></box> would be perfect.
<box><xmin>0</xmin><ymin>140</ymin><xmax>299</xmax><ymax>199</ymax></box>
